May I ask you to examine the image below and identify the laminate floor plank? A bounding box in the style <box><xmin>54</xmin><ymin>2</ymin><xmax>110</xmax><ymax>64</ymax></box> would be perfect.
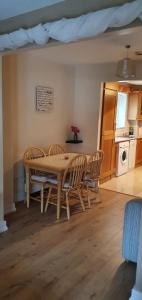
<box><xmin>0</xmin><ymin>189</ymin><xmax>136</xmax><ymax>300</ymax></box>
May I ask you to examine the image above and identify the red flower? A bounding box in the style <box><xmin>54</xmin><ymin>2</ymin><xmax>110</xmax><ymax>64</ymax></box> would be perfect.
<box><xmin>71</xmin><ymin>126</ymin><xmax>80</xmax><ymax>133</ymax></box>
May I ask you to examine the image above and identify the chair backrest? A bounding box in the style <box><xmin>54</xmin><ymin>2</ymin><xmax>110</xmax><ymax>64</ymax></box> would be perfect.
<box><xmin>62</xmin><ymin>154</ymin><xmax>87</xmax><ymax>189</ymax></box>
<box><xmin>88</xmin><ymin>150</ymin><xmax>104</xmax><ymax>180</ymax></box>
<box><xmin>23</xmin><ymin>147</ymin><xmax>46</xmax><ymax>161</ymax></box>
<box><xmin>48</xmin><ymin>144</ymin><xmax>65</xmax><ymax>156</ymax></box>
<box><xmin>23</xmin><ymin>147</ymin><xmax>46</xmax><ymax>176</ymax></box>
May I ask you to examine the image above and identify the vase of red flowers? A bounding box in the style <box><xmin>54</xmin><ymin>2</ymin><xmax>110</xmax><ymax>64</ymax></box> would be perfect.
<box><xmin>71</xmin><ymin>126</ymin><xmax>80</xmax><ymax>142</ymax></box>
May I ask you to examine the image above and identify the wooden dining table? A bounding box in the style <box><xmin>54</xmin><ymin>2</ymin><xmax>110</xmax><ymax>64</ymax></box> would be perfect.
<box><xmin>25</xmin><ymin>152</ymin><xmax>90</xmax><ymax>219</ymax></box>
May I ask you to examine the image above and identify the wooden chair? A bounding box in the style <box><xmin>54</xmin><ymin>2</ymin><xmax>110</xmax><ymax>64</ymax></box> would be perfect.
<box><xmin>45</xmin><ymin>154</ymin><xmax>87</xmax><ymax>220</ymax></box>
<box><xmin>47</xmin><ymin>144</ymin><xmax>65</xmax><ymax>156</ymax></box>
<box><xmin>83</xmin><ymin>150</ymin><xmax>104</xmax><ymax>208</ymax></box>
<box><xmin>23</xmin><ymin>147</ymin><xmax>49</xmax><ymax>213</ymax></box>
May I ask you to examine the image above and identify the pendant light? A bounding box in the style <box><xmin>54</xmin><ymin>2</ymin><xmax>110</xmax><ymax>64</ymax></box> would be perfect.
<box><xmin>116</xmin><ymin>45</ymin><xmax>136</xmax><ymax>79</ymax></box>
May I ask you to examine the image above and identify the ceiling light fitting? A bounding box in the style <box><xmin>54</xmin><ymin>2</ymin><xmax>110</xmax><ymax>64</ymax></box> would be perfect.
<box><xmin>116</xmin><ymin>45</ymin><xmax>136</xmax><ymax>79</ymax></box>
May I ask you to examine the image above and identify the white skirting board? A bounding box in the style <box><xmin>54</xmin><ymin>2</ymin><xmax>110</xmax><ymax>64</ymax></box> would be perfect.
<box><xmin>129</xmin><ymin>289</ymin><xmax>142</xmax><ymax>300</ymax></box>
<box><xmin>0</xmin><ymin>220</ymin><xmax>8</xmax><ymax>233</ymax></box>
<box><xmin>12</xmin><ymin>202</ymin><xmax>16</xmax><ymax>212</ymax></box>
<box><xmin>4</xmin><ymin>202</ymin><xmax>16</xmax><ymax>215</ymax></box>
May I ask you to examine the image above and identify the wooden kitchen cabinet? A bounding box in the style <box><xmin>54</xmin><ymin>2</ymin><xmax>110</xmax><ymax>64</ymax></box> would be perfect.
<box><xmin>105</xmin><ymin>82</ymin><xmax>130</xmax><ymax>93</ymax></box>
<box><xmin>128</xmin><ymin>92</ymin><xmax>142</xmax><ymax>120</ymax></box>
<box><xmin>135</xmin><ymin>138</ymin><xmax>142</xmax><ymax>165</ymax></box>
<box><xmin>101</xmin><ymin>136</ymin><xmax>114</xmax><ymax>180</ymax></box>
<box><xmin>137</xmin><ymin>92</ymin><xmax>142</xmax><ymax>119</ymax></box>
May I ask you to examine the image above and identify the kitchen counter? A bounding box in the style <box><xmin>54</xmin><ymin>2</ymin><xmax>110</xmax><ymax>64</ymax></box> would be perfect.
<box><xmin>115</xmin><ymin>136</ymin><xmax>136</xmax><ymax>143</ymax></box>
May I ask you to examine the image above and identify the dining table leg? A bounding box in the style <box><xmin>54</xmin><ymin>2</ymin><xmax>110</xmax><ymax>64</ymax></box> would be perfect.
<box><xmin>26</xmin><ymin>166</ymin><xmax>30</xmax><ymax>208</ymax></box>
<box><xmin>57</xmin><ymin>173</ymin><xmax>62</xmax><ymax>220</ymax></box>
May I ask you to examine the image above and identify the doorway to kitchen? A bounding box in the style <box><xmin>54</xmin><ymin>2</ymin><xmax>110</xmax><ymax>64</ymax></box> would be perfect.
<box><xmin>99</xmin><ymin>81</ymin><xmax>142</xmax><ymax>197</ymax></box>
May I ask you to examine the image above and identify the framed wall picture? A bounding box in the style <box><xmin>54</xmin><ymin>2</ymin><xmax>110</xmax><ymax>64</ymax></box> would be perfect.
<box><xmin>35</xmin><ymin>85</ymin><xmax>54</xmax><ymax>112</ymax></box>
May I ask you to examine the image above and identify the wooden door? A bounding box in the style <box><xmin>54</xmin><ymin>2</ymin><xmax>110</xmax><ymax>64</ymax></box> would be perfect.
<box><xmin>137</xmin><ymin>92</ymin><xmax>142</xmax><ymax>120</ymax></box>
<box><xmin>135</xmin><ymin>139</ymin><xmax>142</xmax><ymax>165</ymax></box>
<box><xmin>100</xmin><ymin>88</ymin><xmax>117</xmax><ymax>180</ymax></box>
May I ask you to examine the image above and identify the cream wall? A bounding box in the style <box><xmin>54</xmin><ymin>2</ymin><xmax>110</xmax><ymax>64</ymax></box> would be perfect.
<box><xmin>73</xmin><ymin>65</ymin><xmax>102</xmax><ymax>153</ymax></box>
<box><xmin>3</xmin><ymin>55</ymin><xmax>17</xmax><ymax>214</ymax></box>
<box><xmin>3</xmin><ymin>53</ymin><xmax>75</xmax><ymax>210</ymax></box>
<box><xmin>72</xmin><ymin>63</ymin><xmax>120</xmax><ymax>153</ymax></box>
<box><xmin>15</xmin><ymin>53</ymin><xmax>75</xmax><ymax>154</ymax></box>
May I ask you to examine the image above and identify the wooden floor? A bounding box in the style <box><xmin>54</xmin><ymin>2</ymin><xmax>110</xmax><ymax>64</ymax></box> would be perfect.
<box><xmin>0</xmin><ymin>189</ymin><xmax>136</xmax><ymax>300</ymax></box>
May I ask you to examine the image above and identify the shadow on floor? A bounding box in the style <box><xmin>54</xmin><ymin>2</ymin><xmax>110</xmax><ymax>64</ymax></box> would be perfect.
<box><xmin>102</xmin><ymin>261</ymin><xmax>136</xmax><ymax>300</ymax></box>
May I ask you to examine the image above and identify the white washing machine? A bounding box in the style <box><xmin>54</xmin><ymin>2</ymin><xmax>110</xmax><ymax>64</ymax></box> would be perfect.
<box><xmin>116</xmin><ymin>141</ymin><xmax>129</xmax><ymax>176</ymax></box>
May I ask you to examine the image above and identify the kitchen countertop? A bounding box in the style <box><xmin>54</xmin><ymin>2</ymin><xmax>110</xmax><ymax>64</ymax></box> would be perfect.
<box><xmin>115</xmin><ymin>136</ymin><xmax>136</xmax><ymax>143</ymax></box>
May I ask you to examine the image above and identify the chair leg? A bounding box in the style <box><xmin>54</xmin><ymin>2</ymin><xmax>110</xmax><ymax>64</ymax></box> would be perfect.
<box><xmin>65</xmin><ymin>192</ymin><xmax>70</xmax><ymax>220</ymax></box>
<box><xmin>25</xmin><ymin>181</ymin><xmax>31</xmax><ymax>207</ymax></box>
<box><xmin>91</xmin><ymin>180</ymin><xmax>102</xmax><ymax>203</ymax></box>
<box><xmin>45</xmin><ymin>186</ymin><xmax>52</xmax><ymax>212</ymax></box>
<box><xmin>86</xmin><ymin>185</ymin><xmax>91</xmax><ymax>208</ymax></box>
<box><xmin>95</xmin><ymin>180</ymin><xmax>99</xmax><ymax>193</ymax></box>
<box><xmin>24</xmin><ymin>182</ymin><xmax>27</xmax><ymax>205</ymax></box>
<box><xmin>78</xmin><ymin>189</ymin><xmax>85</xmax><ymax>211</ymax></box>
<box><xmin>40</xmin><ymin>185</ymin><xmax>44</xmax><ymax>213</ymax></box>
<box><xmin>81</xmin><ymin>184</ymin><xmax>86</xmax><ymax>198</ymax></box>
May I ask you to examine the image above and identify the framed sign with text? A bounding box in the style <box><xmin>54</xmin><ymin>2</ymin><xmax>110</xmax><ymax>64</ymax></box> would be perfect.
<box><xmin>35</xmin><ymin>85</ymin><xmax>54</xmax><ymax>112</ymax></box>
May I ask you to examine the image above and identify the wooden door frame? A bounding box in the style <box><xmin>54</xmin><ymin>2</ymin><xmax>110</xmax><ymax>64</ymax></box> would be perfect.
<box><xmin>98</xmin><ymin>82</ymin><xmax>118</xmax><ymax>181</ymax></box>
<box><xmin>97</xmin><ymin>82</ymin><xmax>119</xmax><ymax>150</ymax></box>
<box><xmin>97</xmin><ymin>82</ymin><xmax>105</xmax><ymax>150</ymax></box>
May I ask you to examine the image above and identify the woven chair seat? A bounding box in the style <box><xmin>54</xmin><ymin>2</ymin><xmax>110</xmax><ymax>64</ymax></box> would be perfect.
<box><xmin>31</xmin><ymin>175</ymin><xmax>50</xmax><ymax>183</ymax></box>
<box><xmin>84</xmin><ymin>179</ymin><xmax>96</xmax><ymax>188</ymax></box>
<box><xmin>46</xmin><ymin>177</ymin><xmax>70</xmax><ymax>189</ymax></box>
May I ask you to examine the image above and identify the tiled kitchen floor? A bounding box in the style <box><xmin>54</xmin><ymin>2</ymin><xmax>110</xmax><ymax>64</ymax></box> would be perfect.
<box><xmin>100</xmin><ymin>166</ymin><xmax>142</xmax><ymax>197</ymax></box>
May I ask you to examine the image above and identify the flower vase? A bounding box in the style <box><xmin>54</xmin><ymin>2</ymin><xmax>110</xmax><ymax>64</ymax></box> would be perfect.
<box><xmin>73</xmin><ymin>132</ymin><xmax>78</xmax><ymax>142</ymax></box>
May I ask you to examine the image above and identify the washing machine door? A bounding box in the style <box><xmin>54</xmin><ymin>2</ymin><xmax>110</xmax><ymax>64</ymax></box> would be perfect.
<box><xmin>120</xmin><ymin>149</ymin><xmax>128</xmax><ymax>165</ymax></box>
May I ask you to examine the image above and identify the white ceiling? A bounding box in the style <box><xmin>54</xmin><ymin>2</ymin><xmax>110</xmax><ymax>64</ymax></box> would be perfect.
<box><xmin>29</xmin><ymin>27</ymin><xmax>142</xmax><ymax>65</ymax></box>
<box><xmin>0</xmin><ymin>0</ymin><xmax>64</xmax><ymax>21</ymax></box>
